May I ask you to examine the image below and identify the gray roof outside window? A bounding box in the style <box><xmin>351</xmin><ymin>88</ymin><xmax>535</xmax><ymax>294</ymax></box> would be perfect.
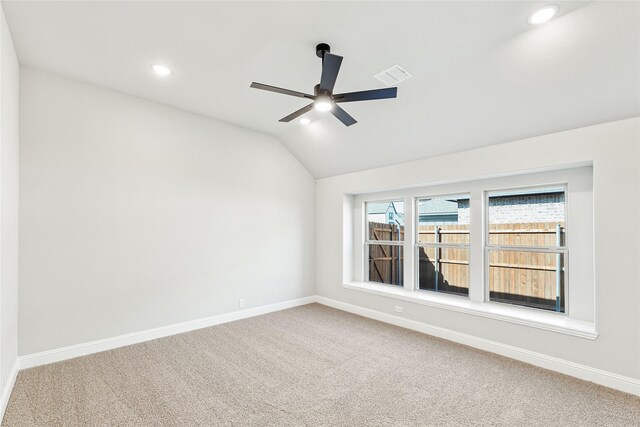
<box><xmin>418</xmin><ymin>198</ymin><xmax>462</xmax><ymax>215</ymax></box>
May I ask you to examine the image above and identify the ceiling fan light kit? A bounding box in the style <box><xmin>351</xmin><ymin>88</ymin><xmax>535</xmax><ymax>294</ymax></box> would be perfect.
<box><xmin>250</xmin><ymin>43</ymin><xmax>398</xmax><ymax>127</ymax></box>
<box><xmin>314</xmin><ymin>95</ymin><xmax>333</xmax><ymax>112</ymax></box>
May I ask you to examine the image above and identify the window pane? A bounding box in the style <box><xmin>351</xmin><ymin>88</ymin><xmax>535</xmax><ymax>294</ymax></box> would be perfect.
<box><xmin>368</xmin><ymin>244</ymin><xmax>403</xmax><ymax>286</ymax></box>
<box><xmin>488</xmin><ymin>188</ymin><xmax>565</xmax><ymax>247</ymax></box>
<box><xmin>367</xmin><ymin>201</ymin><xmax>404</xmax><ymax>241</ymax></box>
<box><xmin>417</xmin><ymin>196</ymin><xmax>469</xmax><ymax>244</ymax></box>
<box><xmin>488</xmin><ymin>250</ymin><xmax>565</xmax><ymax>312</ymax></box>
<box><xmin>418</xmin><ymin>246</ymin><xmax>469</xmax><ymax>296</ymax></box>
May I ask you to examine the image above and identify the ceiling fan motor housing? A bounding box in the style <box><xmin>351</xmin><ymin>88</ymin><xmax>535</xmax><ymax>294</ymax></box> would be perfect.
<box><xmin>314</xmin><ymin>84</ymin><xmax>331</xmax><ymax>97</ymax></box>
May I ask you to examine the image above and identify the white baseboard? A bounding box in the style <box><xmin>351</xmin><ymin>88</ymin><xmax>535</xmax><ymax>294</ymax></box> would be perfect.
<box><xmin>19</xmin><ymin>296</ymin><xmax>316</xmax><ymax>370</ymax></box>
<box><xmin>315</xmin><ymin>296</ymin><xmax>640</xmax><ymax>397</ymax></box>
<box><xmin>13</xmin><ymin>294</ymin><xmax>640</xmax><ymax>401</ymax></box>
<box><xmin>0</xmin><ymin>359</ymin><xmax>20</xmax><ymax>422</ymax></box>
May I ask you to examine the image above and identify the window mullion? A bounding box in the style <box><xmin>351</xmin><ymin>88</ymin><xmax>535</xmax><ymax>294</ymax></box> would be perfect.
<box><xmin>468</xmin><ymin>190</ymin><xmax>485</xmax><ymax>303</ymax></box>
<box><xmin>403</xmin><ymin>196</ymin><xmax>414</xmax><ymax>291</ymax></box>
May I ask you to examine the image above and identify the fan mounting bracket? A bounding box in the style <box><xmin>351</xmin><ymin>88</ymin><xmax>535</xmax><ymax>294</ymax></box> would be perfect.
<box><xmin>316</xmin><ymin>43</ymin><xmax>330</xmax><ymax>59</ymax></box>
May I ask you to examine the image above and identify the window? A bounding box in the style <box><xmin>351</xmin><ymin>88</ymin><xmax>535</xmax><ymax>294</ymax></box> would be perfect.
<box><xmin>416</xmin><ymin>196</ymin><xmax>470</xmax><ymax>296</ymax></box>
<box><xmin>350</xmin><ymin>167</ymin><xmax>593</xmax><ymax>335</ymax></box>
<box><xmin>486</xmin><ymin>187</ymin><xmax>566</xmax><ymax>312</ymax></box>
<box><xmin>366</xmin><ymin>201</ymin><xmax>404</xmax><ymax>286</ymax></box>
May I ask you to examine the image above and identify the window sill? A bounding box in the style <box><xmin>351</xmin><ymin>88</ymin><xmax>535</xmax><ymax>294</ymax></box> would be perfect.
<box><xmin>342</xmin><ymin>281</ymin><xmax>598</xmax><ymax>340</ymax></box>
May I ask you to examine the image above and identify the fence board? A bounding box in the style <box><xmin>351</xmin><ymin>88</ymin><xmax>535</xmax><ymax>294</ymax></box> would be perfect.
<box><xmin>368</xmin><ymin>221</ymin><xmax>564</xmax><ymax>309</ymax></box>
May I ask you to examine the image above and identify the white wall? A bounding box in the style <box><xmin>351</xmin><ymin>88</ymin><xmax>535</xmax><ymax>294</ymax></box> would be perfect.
<box><xmin>316</xmin><ymin>117</ymin><xmax>640</xmax><ymax>380</ymax></box>
<box><xmin>0</xmin><ymin>4</ymin><xmax>19</xmax><ymax>394</ymax></box>
<box><xmin>18</xmin><ymin>68</ymin><xmax>315</xmax><ymax>355</ymax></box>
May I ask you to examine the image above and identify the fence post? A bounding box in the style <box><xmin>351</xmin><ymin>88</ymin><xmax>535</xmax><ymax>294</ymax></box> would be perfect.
<box><xmin>435</xmin><ymin>226</ymin><xmax>440</xmax><ymax>292</ymax></box>
<box><xmin>555</xmin><ymin>224</ymin><xmax>563</xmax><ymax>312</ymax></box>
<box><xmin>396</xmin><ymin>224</ymin><xmax>400</xmax><ymax>285</ymax></box>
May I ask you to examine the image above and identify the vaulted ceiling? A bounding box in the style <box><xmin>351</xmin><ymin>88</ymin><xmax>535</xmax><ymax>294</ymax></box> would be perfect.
<box><xmin>4</xmin><ymin>1</ymin><xmax>639</xmax><ymax>178</ymax></box>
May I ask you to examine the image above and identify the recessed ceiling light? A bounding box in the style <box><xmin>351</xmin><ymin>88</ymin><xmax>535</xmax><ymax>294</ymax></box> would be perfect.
<box><xmin>528</xmin><ymin>5</ymin><xmax>559</xmax><ymax>25</ymax></box>
<box><xmin>300</xmin><ymin>118</ymin><xmax>311</xmax><ymax>125</ymax></box>
<box><xmin>314</xmin><ymin>96</ymin><xmax>333</xmax><ymax>112</ymax></box>
<box><xmin>152</xmin><ymin>64</ymin><xmax>171</xmax><ymax>76</ymax></box>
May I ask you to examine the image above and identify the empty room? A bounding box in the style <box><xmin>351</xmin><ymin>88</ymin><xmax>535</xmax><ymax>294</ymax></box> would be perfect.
<box><xmin>0</xmin><ymin>0</ymin><xmax>639</xmax><ymax>425</ymax></box>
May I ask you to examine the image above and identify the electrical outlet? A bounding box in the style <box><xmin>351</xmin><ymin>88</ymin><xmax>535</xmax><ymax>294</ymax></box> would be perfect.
<box><xmin>239</xmin><ymin>299</ymin><xmax>245</xmax><ymax>309</ymax></box>
<box><xmin>395</xmin><ymin>306</ymin><xmax>403</xmax><ymax>313</ymax></box>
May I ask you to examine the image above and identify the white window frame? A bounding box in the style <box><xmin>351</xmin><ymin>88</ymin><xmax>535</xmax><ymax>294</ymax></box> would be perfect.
<box><xmin>484</xmin><ymin>185</ymin><xmax>569</xmax><ymax>314</ymax></box>
<box><xmin>414</xmin><ymin>193</ymin><xmax>470</xmax><ymax>297</ymax></box>
<box><xmin>347</xmin><ymin>167</ymin><xmax>595</xmax><ymax>339</ymax></box>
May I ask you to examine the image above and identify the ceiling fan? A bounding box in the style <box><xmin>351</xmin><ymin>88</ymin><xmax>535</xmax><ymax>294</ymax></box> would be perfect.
<box><xmin>250</xmin><ymin>43</ymin><xmax>398</xmax><ymax>127</ymax></box>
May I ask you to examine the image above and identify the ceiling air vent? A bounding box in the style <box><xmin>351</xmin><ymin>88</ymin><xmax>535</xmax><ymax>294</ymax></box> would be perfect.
<box><xmin>374</xmin><ymin>64</ymin><xmax>412</xmax><ymax>86</ymax></box>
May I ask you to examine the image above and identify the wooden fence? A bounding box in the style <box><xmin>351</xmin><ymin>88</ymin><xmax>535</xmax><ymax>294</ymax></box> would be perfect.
<box><xmin>417</xmin><ymin>225</ymin><xmax>469</xmax><ymax>296</ymax></box>
<box><xmin>368</xmin><ymin>223</ymin><xmax>404</xmax><ymax>286</ymax></box>
<box><xmin>368</xmin><ymin>222</ymin><xmax>565</xmax><ymax>311</ymax></box>
<box><xmin>487</xmin><ymin>222</ymin><xmax>564</xmax><ymax>311</ymax></box>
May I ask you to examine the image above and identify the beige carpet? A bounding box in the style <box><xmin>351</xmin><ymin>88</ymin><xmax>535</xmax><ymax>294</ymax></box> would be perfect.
<box><xmin>3</xmin><ymin>304</ymin><xmax>640</xmax><ymax>426</ymax></box>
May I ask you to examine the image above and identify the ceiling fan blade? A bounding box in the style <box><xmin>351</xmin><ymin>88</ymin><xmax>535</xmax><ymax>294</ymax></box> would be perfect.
<box><xmin>250</xmin><ymin>82</ymin><xmax>314</xmax><ymax>99</ymax></box>
<box><xmin>331</xmin><ymin>105</ymin><xmax>357</xmax><ymax>127</ymax></box>
<box><xmin>319</xmin><ymin>53</ymin><xmax>343</xmax><ymax>93</ymax></box>
<box><xmin>333</xmin><ymin>87</ymin><xmax>398</xmax><ymax>103</ymax></box>
<box><xmin>279</xmin><ymin>103</ymin><xmax>315</xmax><ymax>122</ymax></box>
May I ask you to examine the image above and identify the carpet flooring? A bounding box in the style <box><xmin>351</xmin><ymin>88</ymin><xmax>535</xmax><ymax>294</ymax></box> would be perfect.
<box><xmin>3</xmin><ymin>303</ymin><xmax>640</xmax><ymax>426</ymax></box>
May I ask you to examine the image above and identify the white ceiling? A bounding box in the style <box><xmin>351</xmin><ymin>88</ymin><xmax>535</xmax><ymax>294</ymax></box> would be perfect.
<box><xmin>3</xmin><ymin>1</ymin><xmax>639</xmax><ymax>178</ymax></box>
